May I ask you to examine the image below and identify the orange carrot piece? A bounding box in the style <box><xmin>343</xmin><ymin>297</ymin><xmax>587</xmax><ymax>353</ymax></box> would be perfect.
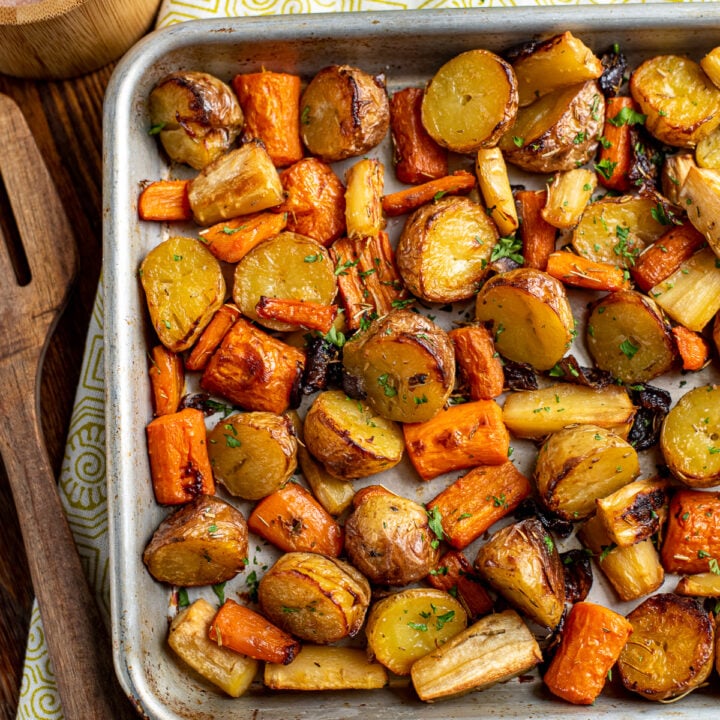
<box><xmin>232</xmin><ymin>71</ymin><xmax>303</xmax><ymax>168</ymax></box>
<box><xmin>185</xmin><ymin>304</ymin><xmax>241</xmax><ymax>372</ymax></box>
<box><xmin>630</xmin><ymin>221</ymin><xmax>706</xmax><ymax>292</ymax></box>
<box><xmin>403</xmin><ymin>400</ymin><xmax>510</xmax><ymax>481</ymax></box>
<box><xmin>546</xmin><ymin>251</ymin><xmax>630</xmax><ymax>292</ymax></box>
<box><xmin>247</xmin><ymin>482</ymin><xmax>343</xmax><ymax>557</ymax></box>
<box><xmin>148</xmin><ymin>344</ymin><xmax>185</xmax><ymax>416</ymax></box>
<box><xmin>661</xmin><ymin>489</ymin><xmax>720</xmax><ymax>574</ymax></box>
<box><xmin>381</xmin><ymin>170</ymin><xmax>476</xmax><ymax>217</ymax></box>
<box><xmin>198</xmin><ymin>212</ymin><xmax>288</xmax><ymax>263</ymax></box>
<box><xmin>516</xmin><ymin>189</ymin><xmax>557</xmax><ymax>271</ymax></box>
<box><xmin>448</xmin><ymin>325</ymin><xmax>504</xmax><ymax>401</ymax></box>
<box><xmin>146</xmin><ymin>408</ymin><xmax>214</xmax><ymax>505</ymax></box>
<box><xmin>672</xmin><ymin>325</ymin><xmax>710</xmax><ymax>371</ymax></box>
<box><xmin>427</xmin><ymin>462</ymin><xmax>532</xmax><ymax>549</ymax></box>
<box><xmin>596</xmin><ymin>97</ymin><xmax>637</xmax><ymax>192</ymax></box>
<box><xmin>389</xmin><ymin>87</ymin><xmax>448</xmax><ymax>185</ymax></box>
<box><xmin>209</xmin><ymin>598</ymin><xmax>300</xmax><ymax>665</ymax></box>
<box><xmin>138</xmin><ymin>179</ymin><xmax>192</xmax><ymax>222</ymax></box>
<box><xmin>277</xmin><ymin>158</ymin><xmax>346</xmax><ymax>247</ymax></box>
<box><xmin>255</xmin><ymin>296</ymin><xmax>338</xmax><ymax>334</ymax></box>
<box><xmin>427</xmin><ymin>550</ymin><xmax>494</xmax><ymax>618</ymax></box>
<box><xmin>543</xmin><ymin>601</ymin><xmax>633</xmax><ymax>705</ymax></box>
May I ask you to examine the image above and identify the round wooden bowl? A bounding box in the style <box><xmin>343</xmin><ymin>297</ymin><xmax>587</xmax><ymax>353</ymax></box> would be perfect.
<box><xmin>0</xmin><ymin>0</ymin><xmax>161</xmax><ymax>79</ymax></box>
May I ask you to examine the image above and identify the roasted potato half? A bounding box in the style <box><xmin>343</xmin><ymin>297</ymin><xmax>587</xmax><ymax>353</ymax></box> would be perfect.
<box><xmin>365</xmin><ymin>588</ymin><xmax>468</xmax><ymax>675</ymax></box>
<box><xmin>421</xmin><ymin>49</ymin><xmax>518</xmax><ymax>154</ymax></box>
<box><xmin>535</xmin><ymin>424</ymin><xmax>639</xmax><ymax>522</ymax></box>
<box><xmin>258</xmin><ymin>551</ymin><xmax>371</xmax><ymax>644</ymax></box>
<box><xmin>207</xmin><ymin>411</ymin><xmax>297</xmax><ymax>500</ymax></box>
<box><xmin>140</xmin><ymin>236</ymin><xmax>225</xmax><ymax>353</ymax></box>
<box><xmin>660</xmin><ymin>384</ymin><xmax>720</xmax><ymax>487</ymax></box>
<box><xmin>475</xmin><ymin>268</ymin><xmax>574</xmax><ymax>371</ymax></box>
<box><xmin>474</xmin><ymin>518</ymin><xmax>566</xmax><ymax>629</ymax></box>
<box><xmin>344</xmin><ymin>487</ymin><xmax>440</xmax><ymax>586</ymax></box>
<box><xmin>143</xmin><ymin>495</ymin><xmax>248</xmax><ymax>587</ymax></box>
<box><xmin>302</xmin><ymin>390</ymin><xmax>404</xmax><ymax>479</ymax></box>
<box><xmin>498</xmin><ymin>80</ymin><xmax>603</xmax><ymax>173</ymax></box>
<box><xmin>149</xmin><ymin>71</ymin><xmax>244</xmax><ymax>170</ymax></box>
<box><xmin>232</xmin><ymin>232</ymin><xmax>337</xmax><ymax>332</ymax></box>
<box><xmin>396</xmin><ymin>196</ymin><xmax>498</xmax><ymax>303</ymax></box>
<box><xmin>586</xmin><ymin>290</ymin><xmax>676</xmax><ymax>384</ymax></box>
<box><xmin>617</xmin><ymin>593</ymin><xmax>715</xmax><ymax>701</ymax></box>
<box><xmin>630</xmin><ymin>55</ymin><xmax>720</xmax><ymax>148</ymax></box>
<box><xmin>300</xmin><ymin>65</ymin><xmax>390</xmax><ymax>162</ymax></box>
<box><xmin>342</xmin><ymin>310</ymin><xmax>455</xmax><ymax>423</ymax></box>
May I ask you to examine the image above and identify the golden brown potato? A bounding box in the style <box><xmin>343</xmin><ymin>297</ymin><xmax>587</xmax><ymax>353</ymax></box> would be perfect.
<box><xmin>365</xmin><ymin>588</ymin><xmax>467</xmax><ymax>675</ymax></box>
<box><xmin>207</xmin><ymin>411</ymin><xmax>297</xmax><ymax>500</ymax></box>
<box><xmin>421</xmin><ymin>49</ymin><xmax>518</xmax><ymax>154</ymax></box>
<box><xmin>585</xmin><ymin>290</ymin><xmax>676</xmax><ymax>384</ymax></box>
<box><xmin>617</xmin><ymin>593</ymin><xmax>715</xmax><ymax>701</ymax></box>
<box><xmin>535</xmin><ymin>424</ymin><xmax>639</xmax><ymax>522</ymax></box>
<box><xmin>499</xmin><ymin>80</ymin><xmax>604</xmax><ymax>173</ymax></box>
<box><xmin>695</xmin><ymin>124</ymin><xmax>720</xmax><ymax>169</ymax></box>
<box><xmin>299</xmin><ymin>65</ymin><xmax>390</xmax><ymax>162</ymax></box>
<box><xmin>344</xmin><ymin>487</ymin><xmax>440</xmax><ymax>586</ymax></box>
<box><xmin>474</xmin><ymin>268</ymin><xmax>574</xmax><ymax>371</ymax></box>
<box><xmin>511</xmin><ymin>31</ymin><xmax>603</xmax><ymax>107</ymax></box>
<box><xmin>143</xmin><ymin>495</ymin><xmax>247</xmax><ymax>587</ymax></box>
<box><xmin>678</xmin><ymin>165</ymin><xmax>720</xmax><ymax>260</ymax></box>
<box><xmin>258</xmin><ymin>551</ymin><xmax>370</xmax><ymax>644</ymax></box>
<box><xmin>342</xmin><ymin>310</ymin><xmax>455</xmax><ymax>423</ymax></box>
<box><xmin>630</xmin><ymin>55</ymin><xmax>720</xmax><ymax>148</ymax></box>
<box><xmin>140</xmin><ymin>236</ymin><xmax>225</xmax><ymax>353</ymax></box>
<box><xmin>474</xmin><ymin>518</ymin><xmax>566</xmax><ymax>629</ymax></box>
<box><xmin>396</xmin><ymin>196</ymin><xmax>497</xmax><ymax>303</ymax></box>
<box><xmin>187</xmin><ymin>140</ymin><xmax>285</xmax><ymax>226</ymax></box>
<box><xmin>661</xmin><ymin>384</ymin><xmax>720</xmax><ymax>487</ymax></box>
<box><xmin>232</xmin><ymin>232</ymin><xmax>337</xmax><ymax>332</ymax></box>
<box><xmin>149</xmin><ymin>71</ymin><xmax>244</xmax><ymax>170</ymax></box>
<box><xmin>302</xmin><ymin>390</ymin><xmax>404</xmax><ymax>479</ymax></box>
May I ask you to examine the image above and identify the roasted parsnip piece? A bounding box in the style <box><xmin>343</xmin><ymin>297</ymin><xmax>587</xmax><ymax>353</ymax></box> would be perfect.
<box><xmin>475</xmin><ymin>147</ymin><xmax>518</xmax><ymax>236</ymax></box>
<box><xmin>541</xmin><ymin>168</ymin><xmax>596</xmax><ymax>229</ymax></box>
<box><xmin>678</xmin><ymin>165</ymin><xmax>720</xmax><ymax>258</ymax></box>
<box><xmin>661</xmin><ymin>152</ymin><xmax>697</xmax><ymax>204</ymax></box>
<box><xmin>410</xmin><ymin>610</ymin><xmax>542</xmax><ymax>702</ymax></box>
<box><xmin>344</xmin><ymin>157</ymin><xmax>385</xmax><ymax>239</ymax></box>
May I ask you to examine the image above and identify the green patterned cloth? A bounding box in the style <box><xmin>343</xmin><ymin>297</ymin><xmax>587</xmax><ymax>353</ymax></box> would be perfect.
<box><xmin>13</xmin><ymin>0</ymin><xmax>710</xmax><ymax>717</ymax></box>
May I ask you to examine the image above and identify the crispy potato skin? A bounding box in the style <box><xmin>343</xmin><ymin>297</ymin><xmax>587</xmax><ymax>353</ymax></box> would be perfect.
<box><xmin>344</xmin><ymin>490</ymin><xmax>440</xmax><ymax>586</ymax></box>
<box><xmin>143</xmin><ymin>495</ymin><xmax>248</xmax><ymax>587</ymax></box>
<box><xmin>300</xmin><ymin>65</ymin><xmax>390</xmax><ymax>162</ymax></box>
<box><xmin>499</xmin><ymin>80</ymin><xmax>604</xmax><ymax>173</ymax></box>
<box><xmin>396</xmin><ymin>196</ymin><xmax>497</xmax><ymax>303</ymax></box>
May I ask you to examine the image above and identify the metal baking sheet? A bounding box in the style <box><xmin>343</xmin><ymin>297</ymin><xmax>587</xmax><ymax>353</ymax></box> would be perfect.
<box><xmin>103</xmin><ymin>7</ymin><xmax>720</xmax><ymax>719</ymax></box>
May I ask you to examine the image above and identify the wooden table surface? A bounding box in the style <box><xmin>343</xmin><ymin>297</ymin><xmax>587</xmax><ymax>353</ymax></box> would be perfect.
<box><xmin>0</xmin><ymin>62</ymin><xmax>125</xmax><ymax>719</ymax></box>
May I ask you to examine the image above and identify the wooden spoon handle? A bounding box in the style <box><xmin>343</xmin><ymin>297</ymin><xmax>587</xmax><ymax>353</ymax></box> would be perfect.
<box><xmin>0</xmin><ymin>358</ymin><xmax>137</xmax><ymax>719</ymax></box>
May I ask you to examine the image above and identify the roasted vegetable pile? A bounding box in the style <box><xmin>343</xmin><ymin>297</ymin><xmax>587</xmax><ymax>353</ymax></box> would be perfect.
<box><xmin>138</xmin><ymin>35</ymin><xmax>720</xmax><ymax>706</ymax></box>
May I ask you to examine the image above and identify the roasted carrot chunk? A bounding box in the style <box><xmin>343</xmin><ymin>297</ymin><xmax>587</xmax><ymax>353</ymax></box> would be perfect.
<box><xmin>389</xmin><ymin>87</ymin><xmax>448</xmax><ymax>185</ymax></box>
<box><xmin>546</xmin><ymin>251</ymin><xmax>630</xmax><ymax>292</ymax></box>
<box><xmin>543</xmin><ymin>601</ymin><xmax>633</xmax><ymax>705</ymax></box>
<box><xmin>596</xmin><ymin>97</ymin><xmax>638</xmax><ymax>191</ymax></box>
<box><xmin>516</xmin><ymin>189</ymin><xmax>557</xmax><ymax>271</ymax></box>
<box><xmin>661</xmin><ymin>489</ymin><xmax>720</xmax><ymax>574</ymax></box>
<box><xmin>148</xmin><ymin>344</ymin><xmax>185</xmax><ymax>416</ymax></box>
<box><xmin>672</xmin><ymin>325</ymin><xmax>710</xmax><ymax>371</ymax></box>
<box><xmin>185</xmin><ymin>304</ymin><xmax>241</xmax><ymax>372</ymax></box>
<box><xmin>209</xmin><ymin>599</ymin><xmax>300</xmax><ymax>665</ymax></box>
<box><xmin>232</xmin><ymin>71</ymin><xmax>303</xmax><ymax>168</ymax></box>
<box><xmin>138</xmin><ymin>179</ymin><xmax>192</xmax><ymax>222</ymax></box>
<box><xmin>427</xmin><ymin>550</ymin><xmax>494</xmax><ymax>619</ymax></box>
<box><xmin>247</xmin><ymin>482</ymin><xmax>343</xmax><ymax>557</ymax></box>
<box><xmin>403</xmin><ymin>400</ymin><xmax>510</xmax><ymax>481</ymax></box>
<box><xmin>255</xmin><ymin>296</ymin><xmax>338</xmax><ymax>334</ymax></box>
<box><xmin>630</xmin><ymin>221</ymin><xmax>706</xmax><ymax>292</ymax></box>
<box><xmin>277</xmin><ymin>158</ymin><xmax>346</xmax><ymax>246</ymax></box>
<box><xmin>448</xmin><ymin>325</ymin><xmax>504</xmax><ymax>401</ymax></box>
<box><xmin>427</xmin><ymin>462</ymin><xmax>532</xmax><ymax>549</ymax></box>
<box><xmin>381</xmin><ymin>170</ymin><xmax>476</xmax><ymax>217</ymax></box>
<box><xmin>198</xmin><ymin>212</ymin><xmax>288</xmax><ymax>263</ymax></box>
<box><xmin>146</xmin><ymin>408</ymin><xmax>215</xmax><ymax>505</ymax></box>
